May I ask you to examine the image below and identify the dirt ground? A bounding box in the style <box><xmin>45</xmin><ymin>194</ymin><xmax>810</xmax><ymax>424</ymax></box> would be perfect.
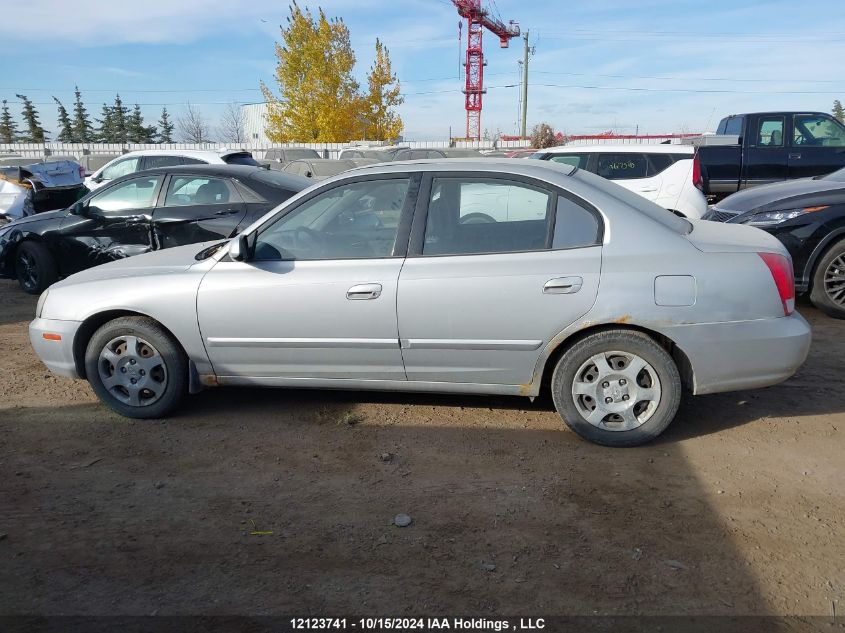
<box><xmin>0</xmin><ymin>278</ymin><xmax>843</xmax><ymax>622</ymax></box>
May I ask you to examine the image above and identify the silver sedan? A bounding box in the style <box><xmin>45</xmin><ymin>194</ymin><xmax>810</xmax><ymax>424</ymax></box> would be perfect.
<box><xmin>29</xmin><ymin>159</ymin><xmax>811</xmax><ymax>446</ymax></box>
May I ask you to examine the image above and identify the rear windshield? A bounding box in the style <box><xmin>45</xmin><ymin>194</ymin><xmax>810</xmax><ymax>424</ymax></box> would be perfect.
<box><xmin>223</xmin><ymin>152</ymin><xmax>260</xmax><ymax>166</ymax></box>
<box><xmin>573</xmin><ymin>168</ymin><xmax>692</xmax><ymax>234</ymax></box>
<box><xmin>285</xmin><ymin>149</ymin><xmax>321</xmax><ymax>160</ymax></box>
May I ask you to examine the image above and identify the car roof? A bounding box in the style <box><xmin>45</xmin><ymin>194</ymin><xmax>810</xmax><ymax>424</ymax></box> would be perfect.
<box><xmin>537</xmin><ymin>144</ymin><xmax>694</xmax><ymax>154</ymax></box>
<box><xmin>342</xmin><ymin>157</ymin><xmax>578</xmax><ymax>179</ymax></box>
<box><xmin>115</xmin><ymin>148</ymin><xmax>251</xmax><ymax>159</ymax></box>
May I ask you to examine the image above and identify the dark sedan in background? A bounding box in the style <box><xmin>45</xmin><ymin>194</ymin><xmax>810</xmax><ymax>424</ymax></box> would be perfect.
<box><xmin>705</xmin><ymin>167</ymin><xmax>845</xmax><ymax>318</ymax></box>
<box><xmin>0</xmin><ymin>165</ymin><xmax>310</xmax><ymax>293</ymax></box>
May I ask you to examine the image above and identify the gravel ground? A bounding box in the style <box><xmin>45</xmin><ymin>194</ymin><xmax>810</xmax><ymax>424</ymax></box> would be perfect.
<box><xmin>0</xmin><ymin>279</ymin><xmax>842</xmax><ymax>620</ymax></box>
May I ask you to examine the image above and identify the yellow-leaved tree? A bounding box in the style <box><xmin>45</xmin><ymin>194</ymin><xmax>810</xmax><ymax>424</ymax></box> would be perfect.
<box><xmin>261</xmin><ymin>3</ymin><xmax>360</xmax><ymax>142</ymax></box>
<box><xmin>363</xmin><ymin>38</ymin><xmax>403</xmax><ymax>141</ymax></box>
<box><xmin>262</xmin><ymin>3</ymin><xmax>403</xmax><ymax>142</ymax></box>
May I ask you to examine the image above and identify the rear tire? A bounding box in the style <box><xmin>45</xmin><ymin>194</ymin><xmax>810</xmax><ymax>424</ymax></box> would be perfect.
<box><xmin>15</xmin><ymin>241</ymin><xmax>58</xmax><ymax>295</ymax></box>
<box><xmin>551</xmin><ymin>329</ymin><xmax>681</xmax><ymax>447</ymax></box>
<box><xmin>84</xmin><ymin>317</ymin><xmax>187</xmax><ymax>419</ymax></box>
<box><xmin>810</xmin><ymin>238</ymin><xmax>845</xmax><ymax>319</ymax></box>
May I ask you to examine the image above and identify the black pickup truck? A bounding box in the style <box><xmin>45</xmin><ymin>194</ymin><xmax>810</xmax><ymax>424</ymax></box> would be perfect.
<box><xmin>696</xmin><ymin>111</ymin><xmax>845</xmax><ymax>201</ymax></box>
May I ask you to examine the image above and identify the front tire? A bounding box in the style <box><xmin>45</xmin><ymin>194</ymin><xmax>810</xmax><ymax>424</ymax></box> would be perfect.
<box><xmin>551</xmin><ymin>329</ymin><xmax>681</xmax><ymax>447</ymax></box>
<box><xmin>810</xmin><ymin>238</ymin><xmax>845</xmax><ymax>319</ymax></box>
<box><xmin>84</xmin><ymin>317</ymin><xmax>187</xmax><ymax>419</ymax></box>
<box><xmin>15</xmin><ymin>241</ymin><xmax>58</xmax><ymax>294</ymax></box>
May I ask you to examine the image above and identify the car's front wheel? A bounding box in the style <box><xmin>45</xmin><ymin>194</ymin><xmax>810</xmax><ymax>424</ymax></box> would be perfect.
<box><xmin>84</xmin><ymin>317</ymin><xmax>187</xmax><ymax>419</ymax></box>
<box><xmin>551</xmin><ymin>329</ymin><xmax>682</xmax><ymax>447</ymax></box>
<box><xmin>810</xmin><ymin>238</ymin><xmax>845</xmax><ymax>319</ymax></box>
<box><xmin>15</xmin><ymin>241</ymin><xmax>58</xmax><ymax>294</ymax></box>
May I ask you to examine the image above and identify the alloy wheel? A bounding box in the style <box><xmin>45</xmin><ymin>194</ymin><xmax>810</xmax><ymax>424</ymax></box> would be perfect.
<box><xmin>823</xmin><ymin>254</ymin><xmax>845</xmax><ymax>306</ymax></box>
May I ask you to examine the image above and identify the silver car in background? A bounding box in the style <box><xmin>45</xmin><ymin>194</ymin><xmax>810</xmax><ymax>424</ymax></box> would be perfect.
<box><xmin>29</xmin><ymin>159</ymin><xmax>811</xmax><ymax>446</ymax></box>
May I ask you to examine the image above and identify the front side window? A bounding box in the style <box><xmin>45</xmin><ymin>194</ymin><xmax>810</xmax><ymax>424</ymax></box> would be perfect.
<box><xmin>596</xmin><ymin>153</ymin><xmax>648</xmax><ymax>180</ymax></box>
<box><xmin>793</xmin><ymin>114</ymin><xmax>845</xmax><ymax>147</ymax></box>
<box><xmin>100</xmin><ymin>157</ymin><xmax>140</xmax><ymax>180</ymax></box>
<box><xmin>88</xmin><ymin>176</ymin><xmax>161</xmax><ymax>213</ymax></box>
<box><xmin>164</xmin><ymin>176</ymin><xmax>235</xmax><ymax>206</ymax></box>
<box><xmin>549</xmin><ymin>153</ymin><xmax>589</xmax><ymax>169</ymax></box>
<box><xmin>757</xmin><ymin>117</ymin><xmax>784</xmax><ymax>146</ymax></box>
<box><xmin>253</xmin><ymin>178</ymin><xmax>410</xmax><ymax>261</ymax></box>
<box><xmin>422</xmin><ymin>178</ymin><xmax>552</xmax><ymax>256</ymax></box>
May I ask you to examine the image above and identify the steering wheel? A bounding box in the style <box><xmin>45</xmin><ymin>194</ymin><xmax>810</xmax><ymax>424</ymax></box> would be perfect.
<box><xmin>793</xmin><ymin>133</ymin><xmax>806</xmax><ymax>146</ymax></box>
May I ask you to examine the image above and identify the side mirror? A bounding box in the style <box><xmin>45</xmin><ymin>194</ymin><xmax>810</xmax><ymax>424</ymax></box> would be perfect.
<box><xmin>69</xmin><ymin>201</ymin><xmax>86</xmax><ymax>216</ymax></box>
<box><xmin>229</xmin><ymin>233</ymin><xmax>250</xmax><ymax>261</ymax></box>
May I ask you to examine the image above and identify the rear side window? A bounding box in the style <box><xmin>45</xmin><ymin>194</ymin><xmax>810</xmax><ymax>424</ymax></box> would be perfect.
<box><xmin>757</xmin><ymin>117</ymin><xmax>785</xmax><ymax>146</ymax></box>
<box><xmin>164</xmin><ymin>176</ymin><xmax>236</xmax><ymax>206</ymax></box>
<box><xmin>181</xmin><ymin>157</ymin><xmax>206</xmax><ymax>166</ymax></box>
<box><xmin>549</xmin><ymin>153</ymin><xmax>589</xmax><ymax>169</ymax></box>
<box><xmin>597</xmin><ymin>153</ymin><xmax>648</xmax><ymax>180</ymax></box>
<box><xmin>422</xmin><ymin>177</ymin><xmax>552</xmax><ymax>256</ymax></box>
<box><xmin>144</xmin><ymin>155</ymin><xmax>183</xmax><ymax>169</ymax></box>
<box><xmin>552</xmin><ymin>196</ymin><xmax>601</xmax><ymax>249</ymax></box>
<box><xmin>223</xmin><ymin>152</ymin><xmax>260</xmax><ymax>166</ymax></box>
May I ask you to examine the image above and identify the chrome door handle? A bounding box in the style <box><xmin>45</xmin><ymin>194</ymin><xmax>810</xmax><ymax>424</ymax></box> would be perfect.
<box><xmin>544</xmin><ymin>276</ymin><xmax>583</xmax><ymax>294</ymax></box>
<box><xmin>789</xmin><ymin>153</ymin><xmax>801</xmax><ymax>160</ymax></box>
<box><xmin>214</xmin><ymin>209</ymin><xmax>240</xmax><ymax>216</ymax></box>
<box><xmin>347</xmin><ymin>283</ymin><xmax>382</xmax><ymax>300</ymax></box>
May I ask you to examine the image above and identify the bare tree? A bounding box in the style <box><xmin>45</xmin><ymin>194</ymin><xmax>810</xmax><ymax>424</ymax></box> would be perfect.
<box><xmin>217</xmin><ymin>102</ymin><xmax>246</xmax><ymax>144</ymax></box>
<box><xmin>530</xmin><ymin>122</ymin><xmax>557</xmax><ymax>149</ymax></box>
<box><xmin>177</xmin><ymin>102</ymin><xmax>211</xmax><ymax>143</ymax></box>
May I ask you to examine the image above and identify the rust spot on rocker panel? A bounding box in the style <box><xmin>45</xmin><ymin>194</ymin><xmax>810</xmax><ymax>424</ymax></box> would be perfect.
<box><xmin>199</xmin><ymin>374</ymin><xmax>219</xmax><ymax>387</ymax></box>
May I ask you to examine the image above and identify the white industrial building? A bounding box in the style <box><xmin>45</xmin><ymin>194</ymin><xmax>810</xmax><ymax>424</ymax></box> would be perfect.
<box><xmin>241</xmin><ymin>103</ymin><xmax>271</xmax><ymax>143</ymax></box>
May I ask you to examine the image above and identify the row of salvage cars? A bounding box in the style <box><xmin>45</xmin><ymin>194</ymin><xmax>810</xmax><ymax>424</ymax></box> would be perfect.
<box><xmin>9</xmin><ymin>154</ymin><xmax>819</xmax><ymax>448</ymax></box>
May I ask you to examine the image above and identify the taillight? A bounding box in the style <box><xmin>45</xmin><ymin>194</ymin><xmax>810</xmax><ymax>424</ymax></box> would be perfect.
<box><xmin>758</xmin><ymin>252</ymin><xmax>795</xmax><ymax>316</ymax></box>
<box><xmin>692</xmin><ymin>153</ymin><xmax>703</xmax><ymax>191</ymax></box>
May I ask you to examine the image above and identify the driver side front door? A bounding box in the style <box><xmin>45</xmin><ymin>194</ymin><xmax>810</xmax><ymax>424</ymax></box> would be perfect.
<box><xmin>196</xmin><ymin>175</ymin><xmax>417</xmax><ymax>382</ymax></box>
<box><xmin>56</xmin><ymin>175</ymin><xmax>162</xmax><ymax>276</ymax></box>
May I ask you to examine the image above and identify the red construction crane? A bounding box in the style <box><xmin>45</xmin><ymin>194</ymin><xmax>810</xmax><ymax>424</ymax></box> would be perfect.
<box><xmin>452</xmin><ymin>0</ymin><xmax>519</xmax><ymax>140</ymax></box>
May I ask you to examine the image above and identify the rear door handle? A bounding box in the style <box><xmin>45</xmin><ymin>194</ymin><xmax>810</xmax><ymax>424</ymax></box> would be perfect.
<box><xmin>347</xmin><ymin>283</ymin><xmax>382</xmax><ymax>300</ymax></box>
<box><xmin>637</xmin><ymin>186</ymin><xmax>658</xmax><ymax>193</ymax></box>
<box><xmin>215</xmin><ymin>209</ymin><xmax>240</xmax><ymax>216</ymax></box>
<box><xmin>789</xmin><ymin>153</ymin><xmax>801</xmax><ymax>160</ymax></box>
<box><xmin>544</xmin><ymin>276</ymin><xmax>583</xmax><ymax>294</ymax></box>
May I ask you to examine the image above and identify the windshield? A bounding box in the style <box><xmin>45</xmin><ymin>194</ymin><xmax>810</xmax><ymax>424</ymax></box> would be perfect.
<box><xmin>285</xmin><ymin>149</ymin><xmax>321</xmax><ymax>160</ymax></box>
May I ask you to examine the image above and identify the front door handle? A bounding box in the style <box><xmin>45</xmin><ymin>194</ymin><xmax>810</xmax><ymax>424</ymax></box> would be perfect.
<box><xmin>544</xmin><ymin>276</ymin><xmax>583</xmax><ymax>294</ymax></box>
<box><xmin>637</xmin><ymin>186</ymin><xmax>658</xmax><ymax>193</ymax></box>
<box><xmin>789</xmin><ymin>153</ymin><xmax>801</xmax><ymax>160</ymax></box>
<box><xmin>215</xmin><ymin>209</ymin><xmax>240</xmax><ymax>216</ymax></box>
<box><xmin>347</xmin><ymin>283</ymin><xmax>382</xmax><ymax>300</ymax></box>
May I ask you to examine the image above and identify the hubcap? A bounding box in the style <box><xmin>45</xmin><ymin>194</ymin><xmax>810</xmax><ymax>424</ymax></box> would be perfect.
<box><xmin>571</xmin><ymin>351</ymin><xmax>662</xmax><ymax>432</ymax></box>
<box><xmin>97</xmin><ymin>335</ymin><xmax>167</xmax><ymax>407</ymax></box>
<box><xmin>17</xmin><ymin>252</ymin><xmax>37</xmax><ymax>290</ymax></box>
<box><xmin>823</xmin><ymin>254</ymin><xmax>845</xmax><ymax>306</ymax></box>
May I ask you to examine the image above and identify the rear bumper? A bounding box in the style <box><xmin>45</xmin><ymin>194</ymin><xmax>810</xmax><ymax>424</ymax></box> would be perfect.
<box><xmin>661</xmin><ymin>313</ymin><xmax>811</xmax><ymax>395</ymax></box>
<box><xmin>29</xmin><ymin>317</ymin><xmax>83</xmax><ymax>379</ymax></box>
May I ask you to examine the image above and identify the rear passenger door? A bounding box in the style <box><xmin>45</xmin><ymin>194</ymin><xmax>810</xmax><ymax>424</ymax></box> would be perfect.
<box><xmin>151</xmin><ymin>174</ymin><xmax>247</xmax><ymax>249</ymax></box>
<box><xmin>397</xmin><ymin>173</ymin><xmax>603</xmax><ymax>386</ymax></box>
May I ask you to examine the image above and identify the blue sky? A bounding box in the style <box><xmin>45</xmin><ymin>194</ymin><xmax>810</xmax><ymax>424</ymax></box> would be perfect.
<box><xmin>1</xmin><ymin>0</ymin><xmax>844</xmax><ymax>140</ymax></box>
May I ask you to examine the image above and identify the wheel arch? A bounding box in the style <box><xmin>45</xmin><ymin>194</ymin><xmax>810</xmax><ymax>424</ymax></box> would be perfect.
<box><xmin>72</xmin><ymin>309</ymin><xmax>184</xmax><ymax>379</ymax></box>
<box><xmin>804</xmin><ymin>229</ymin><xmax>845</xmax><ymax>291</ymax></box>
<box><xmin>533</xmin><ymin>322</ymin><xmax>695</xmax><ymax>396</ymax></box>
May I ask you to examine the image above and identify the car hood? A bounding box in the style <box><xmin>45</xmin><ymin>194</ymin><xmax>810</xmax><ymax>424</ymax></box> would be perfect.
<box><xmin>1</xmin><ymin>208</ymin><xmax>67</xmax><ymax>227</ymax></box>
<box><xmin>52</xmin><ymin>241</ymin><xmax>219</xmax><ymax>288</ymax></box>
<box><xmin>715</xmin><ymin>177</ymin><xmax>845</xmax><ymax>213</ymax></box>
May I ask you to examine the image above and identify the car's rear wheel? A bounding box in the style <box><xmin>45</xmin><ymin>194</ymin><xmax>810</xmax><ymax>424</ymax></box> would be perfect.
<box><xmin>810</xmin><ymin>238</ymin><xmax>845</xmax><ymax>319</ymax></box>
<box><xmin>15</xmin><ymin>241</ymin><xmax>58</xmax><ymax>294</ymax></box>
<box><xmin>551</xmin><ymin>329</ymin><xmax>681</xmax><ymax>447</ymax></box>
<box><xmin>84</xmin><ymin>317</ymin><xmax>187</xmax><ymax>419</ymax></box>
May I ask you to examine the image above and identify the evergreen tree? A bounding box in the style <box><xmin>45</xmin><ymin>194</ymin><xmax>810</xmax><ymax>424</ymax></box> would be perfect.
<box><xmin>0</xmin><ymin>99</ymin><xmax>18</xmax><ymax>143</ymax></box>
<box><xmin>71</xmin><ymin>86</ymin><xmax>94</xmax><ymax>142</ymax></box>
<box><xmin>833</xmin><ymin>100</ymin><xmax>845</xmax><ymax>124</ymax></box>
<box><xmin>127</xmin><ymin>104</ymin><xmax>156</xmax><ymax>143</ymax></box>
<box><xmin>16</xmin><ymin>94</ymin><xmax>47</xmax><ymax>142</ymax></box>
<box><xmin>111</xmin><ymin>94</ymin><xmax>129</xmax><ymax>143</ymax></box>
<box><xmin>157</xmin><ymin>107</ymin><xmax>174</xmax><ymax>143</ymax></box>
<box><xmin>96</xmin><ymin>103</ymin><xmax>115</xmax><ymax>142</ymax></box>
<box><xmin>53</xmin><ymin>97</ymin><xmax>74</xmax><ymax>142</ymax></box>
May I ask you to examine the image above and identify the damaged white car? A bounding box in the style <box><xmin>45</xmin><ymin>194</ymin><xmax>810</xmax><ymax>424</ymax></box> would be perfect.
<box><xmin>0</xmin><ymin>158</ymin><xmax>87</xmax><ymax>225</ymax></box>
